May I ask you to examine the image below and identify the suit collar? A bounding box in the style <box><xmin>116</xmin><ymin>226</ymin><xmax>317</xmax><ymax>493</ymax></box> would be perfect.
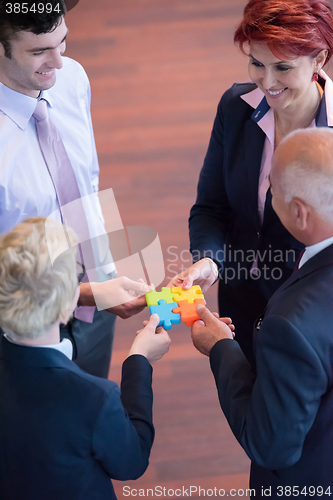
<box><xmin>240</xmin><ymin>71</ymin><xmax>333</xmax><ymax>128</ymax></box>
<box><xmin>254</xmin><ymin>243</ymin><xmax>333</xmax><ymax>342</ymax></box>
<box><xmin>0</xmin><ymin>336</ymin><xmax>79</xmax><ymax>371</ymax></box>
<box><xmin>278</xmin><ymin>242</ymin><xmax>333</xmax><ymax>293</ymax></box>
<box><xmin>0</xmin><ymin>84</ymin><xmax>54</xmax><ymax>131</ymax></box>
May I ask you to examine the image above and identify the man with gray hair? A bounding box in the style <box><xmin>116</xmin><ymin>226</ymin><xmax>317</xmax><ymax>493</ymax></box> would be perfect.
<box><xmin>190</xmin><ymin>128</ymin><xmax>333</xmax><ymax>495</ymax></box>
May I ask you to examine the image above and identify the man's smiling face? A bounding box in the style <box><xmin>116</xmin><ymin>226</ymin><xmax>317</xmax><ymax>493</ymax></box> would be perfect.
<box><xmin>0</xmin><ymin>17</ymin><xmax>68</xmax><ymax>98</ymax></box>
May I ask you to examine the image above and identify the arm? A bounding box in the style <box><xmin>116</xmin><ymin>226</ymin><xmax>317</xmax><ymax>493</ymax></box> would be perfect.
<box><xmin>92</xmin><ymin>315</ymin><xmax>171</xmax><ymax>479</ymax></box>
<box><xmin>189</xmin><ymin>94</ymin><xmax>233</xmax><ymax>268</ymax></box>
<box><xmin>78</xmin><ymin>277</ymin><xmax>152</xmax><ymax>319</ymax></box>
<box><xmin>208</xmin><ymin>314</ymin><xmax>328</xmax><ymax>469</ymax></box>
<box><xmin>91</xmin><ymin>356</ymin><xmax>154</xmax><ymax>480</ymax></box>
<box><xmin>168</xmin><ymin>93</ymin><xmax>234</xmax><ymax>291</ymax></box>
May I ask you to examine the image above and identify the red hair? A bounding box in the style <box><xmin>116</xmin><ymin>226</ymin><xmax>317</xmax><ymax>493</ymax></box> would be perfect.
<box><xmin>234</xmin><ymin>0</ymin><xmax>333</xmax><ymax>64</ymax></box>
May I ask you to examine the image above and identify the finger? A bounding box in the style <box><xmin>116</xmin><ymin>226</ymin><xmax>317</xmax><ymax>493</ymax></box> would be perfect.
<box><xmin>196</xmin><ymin>304</ymin><xmax>220</xmax><ymax>327</ymax></box>
<box><xmin>219</xmin><ymin>317</ymin><xmax>232</xmax><ymax>324</ymax></box>
<box><xmin>212</xmin><ymin>312</ymin><xmax>219</xmax><ymax>318</ymax></box>
<box><xmin>148</xmin><ymin>313</ymin><xmax>160</xmax><ymax>330</ymax></box>
<box><xmin>123</xmin><ymin>278</ymin><xmax>153</xmax><ymax>294</ymax></box>
<box><xmin>140</xmin><ymin>279</ymin><xmax>155</xmax><ymax>290</ymax></box>
<box><xmin>162</xmin><ymin>331</ymin><xmax>172</xmax><ymax>345</ymax></box>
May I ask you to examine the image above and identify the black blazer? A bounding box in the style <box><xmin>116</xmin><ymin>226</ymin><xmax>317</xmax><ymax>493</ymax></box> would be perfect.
<box><xmin>209</xmin><ymin>243</ymin><xmax>333</xmax><ymax>494</ymax></box>
<box><xmin>189</xmin><ymin>78</ymin><xmax>332</xmax><ymax>360</ymax></box>
<box><xmin>0</xmin><ymin>338</ymin><xmax>154</xmax><ymax>500</ymax></box>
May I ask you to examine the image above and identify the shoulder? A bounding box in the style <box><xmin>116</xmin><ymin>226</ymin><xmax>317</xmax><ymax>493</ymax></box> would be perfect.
<box><xmin>49</xmin><ymin>56</ymin><xmax>91</xmax><ymax>110</ymax></box>
<box><xmin>262</xmin><ymin>263</ymin><xmax>333</xmax><ymax>360</ymax></box>
<box><xmin>214</xmin><ymin>82</ymin><xmax>258</xmax><ymax>124</ymax></box>
<box><xmin>52</xmin><ymin>56</ymin><xmax>90</xmax><ymax>94</ymax></box>
<box><xmin>57</xmin><ymin>56</ymin><xmax>88</xmax><ymax>81</ymax></box>
<box><xmin>219</xmin><ymin>82</ymin><xmax>258</xmax><ymax>108</ymax></box>
<box><xmin>61</xmin><ymin>361</ymin><xmax>120</xmax><ymax>399</ymax></box>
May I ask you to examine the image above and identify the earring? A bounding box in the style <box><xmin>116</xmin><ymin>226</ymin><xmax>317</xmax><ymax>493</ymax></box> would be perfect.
<box><xmin>312</xmin><ymin>72</ymin><xmax>319</xmax><ymax>82</ymax></box>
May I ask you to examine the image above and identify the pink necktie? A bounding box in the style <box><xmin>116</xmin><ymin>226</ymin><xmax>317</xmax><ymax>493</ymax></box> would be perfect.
<box><xmin>33</xmin><ymin>98</ymin><xmax>95</xmax><ymax>322</ymax></box>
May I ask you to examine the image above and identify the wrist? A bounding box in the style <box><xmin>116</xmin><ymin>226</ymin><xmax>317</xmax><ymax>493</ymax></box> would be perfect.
<box><xmin>78</xmin><ymin>282</ymin><xmax>96</xmax><ymax>307</ymax></box>
<box><xmin>201</xmin><ymin>257</ymin><xmax>219</xmax><ymax>281</ymax></box>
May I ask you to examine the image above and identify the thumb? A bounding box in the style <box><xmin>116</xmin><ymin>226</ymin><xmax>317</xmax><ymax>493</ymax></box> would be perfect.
<box><xmin>123</xmin><ymin>278</ymin><xmax>153</xmax><ymax>294</ymax></box>
<box><xmin>148</xmin><ymin>313</ymin><xmax>160</xmax><ymax>330</ymax></box>
<box><xmin>196</xmin><ymin>304</ymin><xmax>219</xmax><ymax>326</ymax></box>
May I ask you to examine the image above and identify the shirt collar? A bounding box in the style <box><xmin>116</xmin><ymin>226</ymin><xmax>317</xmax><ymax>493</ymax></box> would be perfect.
<box><xmin>0</xmin><ymin>83</ymin><xmax>54</xmax><ymax>130</ymax></box>
<box><xmin>240</xmin><ymin>70</ymin><xmax>333</xmax><ymax>128</ymax></box>
<box><xmin>299</xmin><ymin>235</ymin><xmax>333</xmax><ymax>268</ymax></box>
<box><xmin>3</xmin><ymin>334</ymin><xmax>73</xmax><ymax>360</ymax></box>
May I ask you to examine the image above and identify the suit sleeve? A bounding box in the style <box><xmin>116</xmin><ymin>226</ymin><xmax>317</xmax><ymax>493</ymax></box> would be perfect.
<box><xmin>189</xmin><ymin>90</ymin><xmax>233</xmax><ymax>268</ymax></box>
<box><xmin>210</xmin><ymin>315</ymin><xmax>328</xmax><ymax>469</ymax></box>
<box><xmin>91</xmin><ymin>355</ymin><xmax>154</xmax><ymax>480</ymax></box>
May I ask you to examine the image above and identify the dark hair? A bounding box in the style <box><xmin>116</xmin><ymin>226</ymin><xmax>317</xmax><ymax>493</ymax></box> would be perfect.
<box><xmin>0</xmin><ymin>0</ymin><xmax>66</xmax><ymax>57</ymax></box>
<box><xmin>234</xmin><ymin>0</ymin><xmax>333</xmax><ymax>64</ymax></box>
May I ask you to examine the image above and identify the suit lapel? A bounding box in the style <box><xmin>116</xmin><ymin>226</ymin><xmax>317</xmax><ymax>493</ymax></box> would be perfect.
<box><xmin>254</xmin><ymin>244</ymin><xmax>333</xmax><ymax>334</ymax></box>
<box><xmin>273</xmin><ymin>243</ymin><xmax>333</xmax><ymax>297</ymax></box>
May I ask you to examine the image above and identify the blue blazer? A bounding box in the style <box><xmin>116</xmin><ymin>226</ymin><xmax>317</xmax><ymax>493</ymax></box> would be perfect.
<box><xmin>209</xmin><ymin>243</ymin><xmax>333</xmax><ymax>493</ymax></box>
<box><xmin>0</xmin><ymin>338</ymin><xmax>154</xmax><ymax>500</ymax></box>
<box><xmin>189</xmin><ymin>78</ymin><xmax>332</xmax><ymax>362</ymax></box>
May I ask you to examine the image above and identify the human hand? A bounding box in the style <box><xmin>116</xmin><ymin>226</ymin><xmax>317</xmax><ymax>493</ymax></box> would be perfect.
<box><xmin>167</xmin><ymin>259</ymin><xmax>218</xmax><ymax>293</ymax></box>
<box><xmin>211</xmin><ymin>313</ymin><xmax>235</xmax><ymax>333</ymax></box>
<box><xmin>90</xmin><ymin>277</ymin><xmax>153</xmax><ymax>319</ymax></box>
<box><xmin>128</xmin><ymin>314</ymin><xmax>171</xmax><ymax>364</ymax></box>
<box><xmin>191</xmin><ymin>304</ymin><xmax>234</xmax><ymax>356</ymax></box>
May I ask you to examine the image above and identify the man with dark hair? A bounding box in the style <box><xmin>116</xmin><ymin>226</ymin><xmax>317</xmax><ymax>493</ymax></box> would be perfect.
<box><xmin>0</xmin><ymin>0</ymin><xmax>148</xmax><ymax>378</ymax></box>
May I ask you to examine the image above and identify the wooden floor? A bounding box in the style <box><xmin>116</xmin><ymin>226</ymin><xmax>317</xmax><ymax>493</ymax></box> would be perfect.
<box><xmin>65</xmin><ymin>1</ymin><xmax>252</xmax><ymax>497</ymax></box>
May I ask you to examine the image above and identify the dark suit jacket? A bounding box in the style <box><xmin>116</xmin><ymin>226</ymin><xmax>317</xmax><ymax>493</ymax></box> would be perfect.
<box><xmin>189</xmin><ymin>78</ymin><xmax>332</xmax><ymax>362</ymax></box>
<box><xmin>209</xmin><ymin>243</ymin><xmax>333</xmax><ymax>495</ymax></box>
<box><xmin>0</xmin><ymin>338</ymin><xmax>154</xmax><ymax>500</ymax></box>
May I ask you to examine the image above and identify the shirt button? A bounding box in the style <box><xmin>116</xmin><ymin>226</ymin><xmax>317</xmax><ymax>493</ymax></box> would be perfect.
<box><xmin>257</xmin><ymin>232</ymin><xmax>261</xmax><ymax>239</ymax></box>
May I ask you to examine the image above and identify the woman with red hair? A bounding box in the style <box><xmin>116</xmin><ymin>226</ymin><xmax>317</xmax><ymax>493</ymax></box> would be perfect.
<box><xmin>169</xmin><ymin>0</ymin><xmax>333</xmax><ymax>364</ymax></box>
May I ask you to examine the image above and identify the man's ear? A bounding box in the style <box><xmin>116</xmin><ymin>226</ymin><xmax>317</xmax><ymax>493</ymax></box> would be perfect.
<box><xmin>0</xmin><ymin>43</ymin><xmax>5</xmax><ymax>58</ymax></box>
<box><xmin>292</xmin><ymin>198</ymin><xmax>309</xmax><ymax>231</ymax></box>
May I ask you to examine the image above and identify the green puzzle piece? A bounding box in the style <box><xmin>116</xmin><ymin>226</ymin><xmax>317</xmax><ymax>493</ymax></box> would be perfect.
<box><xmin>145</xmin><ymin>287</ymin><xmax>175</xmax><ymax>307</ymax></box>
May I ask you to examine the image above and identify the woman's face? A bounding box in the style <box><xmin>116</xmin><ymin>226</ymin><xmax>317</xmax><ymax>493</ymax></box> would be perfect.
<box><xmin>248</xmin><ymin>42</ymin><xmax>318</xmax><ymax>112</ymax></box>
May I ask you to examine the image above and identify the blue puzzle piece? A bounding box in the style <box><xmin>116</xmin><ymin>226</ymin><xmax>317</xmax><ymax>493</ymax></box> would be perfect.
<box><xmin>149</xmin><ymin>299</ymin><xmax>181</xmax><ymax>330</ymax></box>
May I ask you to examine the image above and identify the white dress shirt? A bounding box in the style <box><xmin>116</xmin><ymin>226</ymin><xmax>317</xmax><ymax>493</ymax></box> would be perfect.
<box><xmin>299</xmin><ymin>236</ymin><xmax>333</xmax><ymax>268</ymax></box>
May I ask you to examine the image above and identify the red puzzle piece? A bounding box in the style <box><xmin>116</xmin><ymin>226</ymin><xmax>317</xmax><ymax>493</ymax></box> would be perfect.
<box><xmin>173</xmin><ymin>299</ymin><xmax>205</xmax><ymax>327</ymax></box>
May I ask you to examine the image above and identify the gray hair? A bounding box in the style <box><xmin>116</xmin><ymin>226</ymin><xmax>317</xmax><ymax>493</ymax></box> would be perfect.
<box><xmin>0</xmin><ymin>217</ymin><xmax>78</xmax><ymax>338</ymax></box>
<box><xmin>277</xmin><ymin>128</ymin><xmax>333</xmax><ymax>223</ymax></box>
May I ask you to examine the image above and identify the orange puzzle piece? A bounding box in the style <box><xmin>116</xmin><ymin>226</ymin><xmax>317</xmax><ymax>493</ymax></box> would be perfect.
<box><xmin>173</xmin><ymin>299</ymin><xmax>205</xmax><ymax>327</ymax></box>
<box><xmin>171</xmin><ymin>285</ymin><xmax>204</xmax><ymax>303</ymax></box>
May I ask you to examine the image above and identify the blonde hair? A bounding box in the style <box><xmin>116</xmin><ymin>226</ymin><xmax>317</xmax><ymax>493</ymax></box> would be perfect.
<box><xmin>0</xmin><ymin>217</ymin><xmax>78</xmax><ymax>338</ymax></box>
